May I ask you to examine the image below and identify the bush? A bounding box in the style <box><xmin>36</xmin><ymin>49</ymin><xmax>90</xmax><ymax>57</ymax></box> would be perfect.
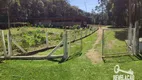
<box><xmin>73</xmin><ymin>25</ymin><xmax>80</xmax><ymax>29</ymax></box>
<box><xmin>21</xmin><ymin>30</ymin><xmax>46</xmax><ymax>47</ymax></box>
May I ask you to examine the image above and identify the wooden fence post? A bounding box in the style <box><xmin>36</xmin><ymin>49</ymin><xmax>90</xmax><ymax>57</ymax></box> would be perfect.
<box><xmin>128</xmin><ymin>23</ymin><xmax>133</xmax><ymax>46</ymax></box>
<box><xmin>46</xmin><ymin>32</ymin><xmax>48</xmax><ymax>47</ymax></box>
<box><xmin>133</xmin><ymin>21</ymin><xmax>139</xmax><ymax>55</ymax></box>
<box><xmin>1</xmin><ymin>30</ymin><xmax>7</xmax><ymax>57</ymax></box>
<box><xmin>7</xmin><ymin>30</ymin><xmax>12</xmax><ymax>57</ymax></box>
<box><xmin>62</xmin><ymin>30</ymin><xmax>68</xmax><ymax>61</ymax></box>
<box><xmin>102</xmin><ymin>29</ymin><xmax>104</xmax><ymax>56</ymax></box>
<box><xmin>74</xmin><ymin>30</ymin><xmax>76</xmax><ymax>40</ymax></box>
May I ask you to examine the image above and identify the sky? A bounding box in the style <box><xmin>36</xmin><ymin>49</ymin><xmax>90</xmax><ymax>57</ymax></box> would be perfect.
<box><xmin>70</xmin><ymin>0</ymin><xmax>99</xmax><ymax>13</ymax></box>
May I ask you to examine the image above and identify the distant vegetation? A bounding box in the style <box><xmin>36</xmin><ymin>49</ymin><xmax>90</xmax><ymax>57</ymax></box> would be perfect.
<box><xmin>0</xmin><ymin>0</ymin><xmax>95</xmax><ymax>24</ymax></box>
<box><xmin>95</xmin><ymin>0</ymin><xmax>142</xmax><ymax>26</ymax></box>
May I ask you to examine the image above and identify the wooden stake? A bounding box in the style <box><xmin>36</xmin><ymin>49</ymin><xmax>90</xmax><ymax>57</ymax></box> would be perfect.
<box><xmin>62</xmin><ymin>30</ymin><xmax>68</xmax><ymax>61</ymax></box>
<box><xmin>1</xmin><ymin>30</ymin><xmax>7</xmax><ymax>57</ymax></box>
<box><xmin>46</xmin><ymin>32</ymin><xmax>48</xmax><ymax>47</ymax></box>
<box><xmin>102</xmin><ymin>29</ymin><xmax>104</xmax><ymax>56</ymax></box>
<box><xmin>7</xmin><ymin>30</ymin><xmax>12</xmax><ymax>57</ymax></box>
<box><xmin>128</xmin><ymin>23</ymin><xmax>133</xmax><ymax>46</ymax></box>
<box><xmin>133</xmin><ymin>21</ymin><xmax>139</xmax><ymax>55</ymax></box>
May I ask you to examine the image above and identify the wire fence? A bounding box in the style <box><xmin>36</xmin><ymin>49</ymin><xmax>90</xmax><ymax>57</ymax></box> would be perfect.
<box><xmin>11</xmin><ymin>27</ymin><xmax>47</xmax><ymax>55</ymax></box>
<box><xmin>0</xmin><ymin>26</ymin><xmax>97</xmax><ymax>61</ymax></box>
<box><xmin>67</xmin><ymin>29</ymin><xmax>82</xmax><ymax>59</ymax></box>
<box><xmin>67</xmin><ymin>26</ymin><xmax>96</xmax><ymax>59</ymax></box>
<box><xmin>2</xmin><ymin>27</ymin><xmax>64</xmax><ymax>56</ymax></box>
<box><xmin>102</xmin><ymin>28</ymin><xmax>129</xmax><ymax>57</ymax></box>
<box><xmin>101</xmin><ymin>28</ymin><xmax>135</xmax><ymax>63</ymax></box>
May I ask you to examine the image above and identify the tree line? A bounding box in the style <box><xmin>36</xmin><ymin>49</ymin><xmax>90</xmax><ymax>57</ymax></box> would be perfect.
<box><xmin>94</xmin><ymin>0</ymin><xmax>142</xmax><ymax>27</ymax></box>
<box><xmin>0</xmin><ymin>0</ymin><xmax>94</xmax><ymax>24</ymax></box>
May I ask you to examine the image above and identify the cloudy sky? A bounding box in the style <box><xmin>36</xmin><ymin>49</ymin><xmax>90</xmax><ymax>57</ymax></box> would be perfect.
<box><xmin>70</xmin><ymin>0</ymin><xmax>99</xmax><ymax>12</ymax></box>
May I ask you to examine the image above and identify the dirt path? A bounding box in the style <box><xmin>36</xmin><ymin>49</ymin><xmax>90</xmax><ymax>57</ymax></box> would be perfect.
<box><xmin>86</xmin><ymin>27</ymin><xmax>103</xmax><ymax>64</ymax></box>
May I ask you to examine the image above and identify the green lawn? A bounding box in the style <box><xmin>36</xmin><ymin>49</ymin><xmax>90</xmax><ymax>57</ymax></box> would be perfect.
<box><xmin>0</xmin><ymin>28</ymin><xmax>142</xmax><ymax>80</ymax></box>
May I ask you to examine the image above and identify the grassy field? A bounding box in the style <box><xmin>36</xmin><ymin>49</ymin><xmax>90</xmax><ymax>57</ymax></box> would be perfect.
<box><xmin>0</xmin><ymin>28</ymin><xmax>142</xmax><ymax>80</ymax></box>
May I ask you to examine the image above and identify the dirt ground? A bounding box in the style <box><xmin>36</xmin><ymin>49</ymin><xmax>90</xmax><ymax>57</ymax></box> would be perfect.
<box><xmin>86</xmin><ymin>27</ymin><xmax>103</xmax><ymax>64</ymax></box>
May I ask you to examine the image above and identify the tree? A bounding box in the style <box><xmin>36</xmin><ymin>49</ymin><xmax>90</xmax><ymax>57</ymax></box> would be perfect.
<box><xmin>0</xmin><ymin>0</ymin><xmax>95</xmax><ymax>24</ymax></box>
<box><xmin>102</xmin><ymin>0</ymin><xmax>142</xmax><ymax>27</ymax></box>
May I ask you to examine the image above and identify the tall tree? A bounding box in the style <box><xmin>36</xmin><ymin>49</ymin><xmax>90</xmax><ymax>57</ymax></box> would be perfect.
<box><xmin>0</xmin><ymin>0</ymin><xmax>95</xmax><ymax>24</ymax></box>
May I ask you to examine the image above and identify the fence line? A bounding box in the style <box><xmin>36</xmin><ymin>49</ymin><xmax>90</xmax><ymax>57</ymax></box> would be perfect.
<box><xmin>1</xmin><ymin>30</ymin><xmax>7</xmax><ymax>56</ymax></box>
<box><xmin>102</xmin><ymin>28</ymin><xmax>130</xmax><ymax>58</ymax></box>
<box><xmin>0</xmin><ymin>26</ymin><xmax>97</xmax><ymax>61</ymax></box>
